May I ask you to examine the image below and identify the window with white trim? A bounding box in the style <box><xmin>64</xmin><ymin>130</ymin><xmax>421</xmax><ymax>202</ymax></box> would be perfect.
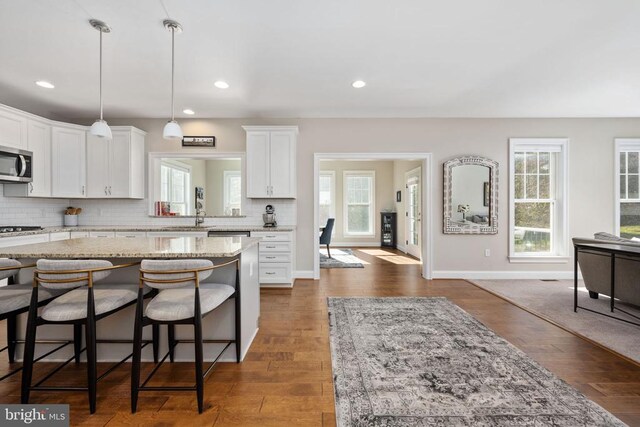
<box><xmin>161</xmin><ymin>161</ymin><xmax>191</xmax><ymax>215</ymax></box>
<box><xmin>344</xmin><ymin>171</ymin><xmax>375</xmax><ymax>236</ymax></box>
<box><xmin>509</xmin><ymin>138</ymin><xmax>568</xmax><ymax>260</ymax></box>
<box><xmin>223</xmin><ymin>170</ymin><xmax>242</xmax><ymax>215</ymax></box>
<box><xmin>319</xmin><ymin>171</ymin><xmax>336</xmax><ymax>228</ymax></box>
<box><xmin>616</xmin><ymin>139</ymin><xmax>640</xmax><ymax>238</ymax></box>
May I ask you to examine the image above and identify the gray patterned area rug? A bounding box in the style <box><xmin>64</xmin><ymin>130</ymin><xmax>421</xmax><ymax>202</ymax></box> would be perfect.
<box><xmin>328</xmin><ymin>297</ymin><xmax>626</xmax><ymax>426</ymax></box>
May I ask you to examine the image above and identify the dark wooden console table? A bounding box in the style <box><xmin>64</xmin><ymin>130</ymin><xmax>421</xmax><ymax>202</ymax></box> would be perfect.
<box><xmin>573</xmin><ymin>241</ymin><xmax>640</xmax><ymax>327</ymax></box>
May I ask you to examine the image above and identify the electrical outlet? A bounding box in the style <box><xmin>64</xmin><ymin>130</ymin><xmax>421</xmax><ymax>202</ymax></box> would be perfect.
<box><xmin>484</xmin><ymin>249</ymin><xmax>491</xmax><ymax>257</ymax></box>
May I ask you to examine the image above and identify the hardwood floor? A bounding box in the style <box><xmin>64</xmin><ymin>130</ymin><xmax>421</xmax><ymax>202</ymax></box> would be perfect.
<box><xmin>1</xmin><ymin>247</ymin><xmax>639</xmax><ymax>426</ymax></box>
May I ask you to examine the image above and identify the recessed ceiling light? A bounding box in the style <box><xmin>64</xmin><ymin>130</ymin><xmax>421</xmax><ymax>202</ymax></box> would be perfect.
<box><xmin>35</xmin><ymin>80</ymin><xmax>55</xmax><ymax>89</ymax></box>
<box><xmin>214</xmin><ymin>81</ymin><xmax>229</xmax><ymax>89</ymax></box>
<box><xmin>183</xmin><ymin>109</ymin><xmax>195</xmax><ymax>115</ymax></box>
<box><xmin>352</xmin><ymin>80</ymin><xmax>366</xmax><ymax>88</ymax></box>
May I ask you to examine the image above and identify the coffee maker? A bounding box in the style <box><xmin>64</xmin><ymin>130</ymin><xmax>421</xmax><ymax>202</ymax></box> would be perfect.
<box><xmin>263</xmin><ymin>204</ymin><xmax>277</xmax><ymax>228</ymax></box>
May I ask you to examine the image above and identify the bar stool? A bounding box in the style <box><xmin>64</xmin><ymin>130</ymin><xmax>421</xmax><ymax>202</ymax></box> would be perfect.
<box><xmin>0</xmin><ymin>259</ymin><xmax>68</xmax><ymax>380</ymax></box>
<box><xmin>132</xmin><ymin>259</ymin><xmax>240</xmax><ymax>414</ymax></box>
<box><xmin>21</xmin><ymin>259</ymin><xmax>155</xmax><ymax>414</ymax></box>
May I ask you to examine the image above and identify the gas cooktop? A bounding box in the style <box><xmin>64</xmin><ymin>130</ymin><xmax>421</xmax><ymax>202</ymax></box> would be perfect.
<box><xmin>0</xmin><ymin>226</ymin><xmax>43</xmax><ymax>234</ymax></box>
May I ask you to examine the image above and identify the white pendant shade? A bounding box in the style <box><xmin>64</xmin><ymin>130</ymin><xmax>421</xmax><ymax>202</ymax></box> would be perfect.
<box><xmin>90</xmin><ymin>119</ymin><xmax>112</xmax><ymax>140</ymax></box>
<box><xmin>163</xmin><ymin>120</ymin><xmax>183</xmax><ymax>140</ymax></box>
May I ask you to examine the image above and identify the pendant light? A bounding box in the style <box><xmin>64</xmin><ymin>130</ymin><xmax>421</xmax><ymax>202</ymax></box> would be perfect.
<box><xmin>163</xmin><ymin>19</ymin><xmax>183</xmax><ymax>140</ymax></box>
<box><xmin>89</xmin><ymin>19</ymin><xmax>112</xmax><ymax>140</ymax></box>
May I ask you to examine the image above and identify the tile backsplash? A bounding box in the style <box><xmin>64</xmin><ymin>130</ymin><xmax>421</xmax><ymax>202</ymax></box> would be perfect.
<box><xmin>68</xmin><ymin>197</ymin><xmax>296</xmax><ymax>227</ymax></box>
<box><xmin>1</xmin><ymin>185</ymin><xmax>296</xmax><ymax>228</ymax></box>
<box><xmin>0</xmin><ymin>185</ymin><xmax>70</xmax><ymax>227</ymax></box>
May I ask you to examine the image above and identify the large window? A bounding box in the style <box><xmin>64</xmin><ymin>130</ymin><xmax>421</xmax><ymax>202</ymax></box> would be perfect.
<box><xmin>223</xmin><ymin>171</ymin><xmax>242</xmax><ymax>215</ymax></box>
<box><xmin>509</xmin><ymin>138</ymin><xmax>568</xmax><ymax>260</ymax></box>
<box><xmin>344</xmin><ymin>171</ymin><xmax>375</xmax><ymax>236</ymax></box>
<box><xmin>616</xmin><ymin>139</ymin><xmax>640</xmax><ymax>238</ymax></box>
<box><xmin>319</xmin><ymin>171</ymin><xmax>335</xmax><ymax>227</ymax></box>
<box><xmin>161</xmin><ymin>161</ymin><xmax>191</xmax><ymax>215</ymax></box>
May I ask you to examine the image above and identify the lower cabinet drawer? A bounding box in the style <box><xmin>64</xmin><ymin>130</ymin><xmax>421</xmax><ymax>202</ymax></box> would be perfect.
<box><xmin>259</xmin><ymin>253</ymin><xmax>291</xmax><ymax>263</ymax></box>
<box><xmin>115</xmin><ymin>231</ymin><xmax>147</xmax><ymax>238</ymax></box>
<box><xmin>259</xmin><ymin>262</ymin><xmax>292</xmax><ymax>283</ymax></box>
<box><xmin>259</xmin><ymin>242</ymin><xmax>291</xmax><ymax>252</ymax></box>
<box><xmin>89</xmin><ymin>231</ymin><xmax>116</xmax><ymax>238</ymax></box>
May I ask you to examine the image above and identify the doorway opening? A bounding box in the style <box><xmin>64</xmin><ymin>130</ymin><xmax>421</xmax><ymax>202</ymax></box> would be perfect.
<box><xmin>313</xmin><ymin>153</ymin><xmax>433</xmax><ymax>280</ymax></box>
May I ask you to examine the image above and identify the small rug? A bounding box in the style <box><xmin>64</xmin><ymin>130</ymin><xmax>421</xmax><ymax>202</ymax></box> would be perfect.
<box><xmin>320</xmin><ymin>248</ymin><xmax>364</xmax><ymax>268</ymax></box>
<box><xmin>469</xmin><ymin>279</ymin><xmax>640</xmax><ymax>364</ymax></box>
<box><xmin>328</xmin><ymin>297</ymin><xmax>625</xmax><ymax>426</ymax></box>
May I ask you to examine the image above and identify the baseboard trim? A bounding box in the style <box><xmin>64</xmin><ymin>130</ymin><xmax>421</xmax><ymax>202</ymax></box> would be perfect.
<box><xmin>432</xmin><ymin>270</ymin><xmax>582</xmax><ymax>280</ymax></box>
<box><xmin>294</xmin><ymin>270</ymin><xmax>314</xmax><ymax>279</ymax></box>
<box><xmin>327</xmin><ymin>242</ymin><xmax>381</xmax><ymax>248</ymax></box>
<box><xmin>395</xmin><ymin>244</ymin><xmax>407</xmax><ymax>253</ymax></box>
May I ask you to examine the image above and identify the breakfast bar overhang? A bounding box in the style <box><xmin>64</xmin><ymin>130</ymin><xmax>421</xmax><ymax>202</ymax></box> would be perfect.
<box><xmin>0</xmin><ymin>236</ymin><xmax>261</xmax><ymax>362</ymax></box>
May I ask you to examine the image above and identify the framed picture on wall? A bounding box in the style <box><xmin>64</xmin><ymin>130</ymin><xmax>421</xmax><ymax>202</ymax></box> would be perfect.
<box><xmin>182</xmin><ymin>136</ymin><xmax>216</xmax><ymax>147</ymax></box>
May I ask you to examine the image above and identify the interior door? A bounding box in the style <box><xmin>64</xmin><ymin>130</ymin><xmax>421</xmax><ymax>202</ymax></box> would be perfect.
<box><xmin>405</xmin><ymin>168</ymin><xmax>421</xmax><ymax>259</ymax></box>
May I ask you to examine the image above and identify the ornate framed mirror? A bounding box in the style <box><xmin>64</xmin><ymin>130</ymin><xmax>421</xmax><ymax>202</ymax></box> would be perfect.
<box><xmin>443</xmin><ymin>156</ymin><xmax>498</xmax><ymax>234</ymax></box>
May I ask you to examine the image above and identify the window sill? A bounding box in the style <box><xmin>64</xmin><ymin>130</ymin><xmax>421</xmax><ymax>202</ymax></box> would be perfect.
<box><xmin>508</xmin><ymin>256</ymin><xmax>570</xmax><ymax>264</ymax></box>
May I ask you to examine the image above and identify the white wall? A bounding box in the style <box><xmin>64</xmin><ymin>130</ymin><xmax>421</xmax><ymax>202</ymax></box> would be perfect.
<box><xmin>320</xmin><ymin>160</ymin><xmax>395</xmax><ymax>245</ymax></box>
<box><xmin>59</xmin><ymin>116</ymin><xmax>640</xmax><ymax>276</ymax></box>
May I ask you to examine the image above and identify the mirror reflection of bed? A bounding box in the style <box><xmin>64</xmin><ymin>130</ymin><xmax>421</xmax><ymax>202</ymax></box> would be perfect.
<box><xmin>451</xmin><ymin>164</ymin><xmax>490</xmax><ymax>225</ymax></box>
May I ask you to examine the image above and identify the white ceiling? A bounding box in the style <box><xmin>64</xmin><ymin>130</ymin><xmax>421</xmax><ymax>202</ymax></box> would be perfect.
<box><xmin>1</xmin><ymin>0</ymin><xmax>640</xmax><ymax>120</ymax></box>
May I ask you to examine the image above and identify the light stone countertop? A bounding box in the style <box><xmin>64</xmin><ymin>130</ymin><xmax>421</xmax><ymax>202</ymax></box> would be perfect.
<box><xmin>0</xmin><ymin>225</ymin><xmax>296</xmax><ymax>238</ymax></box>
<box><xmin>0</xmin><ymin>236</ymin><xmax>261</xmax><ymax>259</ymax></box>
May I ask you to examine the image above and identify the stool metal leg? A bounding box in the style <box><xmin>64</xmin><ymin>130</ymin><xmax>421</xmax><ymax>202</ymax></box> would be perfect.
<box><xmin>168</xmin><ymin>324</ymin><xmax>176</xmax><ymax>363</ymax></box>
<box><xmin>73</xmin><ymin>323</ymin><xmax>82</xmax><ymax>364</ymax></box>
<box><xmin>86</xmin><ymin>289</ymin><xmax>98</xmax><ymax>414</ymax></box>
<box><xmin>21</xmin><ymin>290</ymin><xmax>39</xmax><ymax>404</ymax></box>
<box><xmin>152</xmin><ymin>324</ymin><xmax>160</xmax><ymax>363</ymax></box>
<box><xmin>7</xmin><ymin>314</ymin><xmax>17</xmax><ymax>364</ymax></box>
<box><xmin>194</xmin><ymin>289</ymin><xmax>204</xmax><ymax>414</ymax></box>
<box><xmin>131</xmin><ymin>289</ymin><xmax>144</xmax><ymax>414</ymax></box>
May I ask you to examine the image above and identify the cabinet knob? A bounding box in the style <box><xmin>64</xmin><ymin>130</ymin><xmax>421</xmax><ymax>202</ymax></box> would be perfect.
<box><xmin>82</xmin><ymin>186</ymin><xmax>85</xmax><ymax>195</ymax></box>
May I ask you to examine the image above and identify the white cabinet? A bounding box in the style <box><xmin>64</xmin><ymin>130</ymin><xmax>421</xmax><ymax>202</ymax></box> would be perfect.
<box><xmin>49</xmin><ymin>231</ymin><xmax>71</xmax><ymax>241</ymax></box>
<box><xmin>4</xmin><ymin>119</ymin><xmax>52</xmax><ymax>198</ymax></box>
<box><xmin>115</xmin><ymin>231</ymin><xmax>147</xmax><ymax>238</ymax></box>
<box><xmin>86</xmin><ymin>127</ymin><xmax>146</xmax><ymax>199</ymax></box>
<box><xmin>252</xmin><ymin>231</ymin><xmax>293</xmax><ymax>286</ymax></box>
<box><xmin>147</xmin><ymin>231</ymin><xmax>208</xmax><ymax>238</ymax></box>
<box><xmin>0</xmin><ymin>234</ymin><xmax>49</xmax><ymax>248</ymax></box>
<box><xmin>0</xmin><ymin>106</ymin><xmax>27</xmax><ymax>149</ymax></box>
<box><xmin>51</xmin><ymin>126</ymin><xmax>86</xmax><ymax>198</ymax></box>
<box><xmin>244</xmin><ymin>126</ymin><xmax>297</xmax><ymax>198</ymax></box>
<box><xmin>70</xmin><ymin>231</ymin><xmax>90</xmax><ymax>238</ymax></box>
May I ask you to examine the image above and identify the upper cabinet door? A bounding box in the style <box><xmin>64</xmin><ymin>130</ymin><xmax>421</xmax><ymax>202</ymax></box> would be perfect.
<box><xmin>51</xmin><ymin>126</ymin><xmax>86</xmax><ymax>198</ymax></box>
<box><xmin>86</xmin><ymin>134</ymin><xmax>110</xmax><ymax>197</ymax></box>
<box><xmin>0</xmin><ymin>108</ymin><xmax>27</xmax><ymax>149</ymax></box>
<box><xmin>246</xmin><ymin>131</ymin><xmax>271</xmax><ymax>198</ymax></box>
<box><xmin>26</xmin><ymin>120</ymin><xmax>51</xmax><ymax>197</ymax></box>
<box><xmin>109</xmin><ymin>131</ymin><xmax>132</xmax><ymax>198</ymax></box>
<box><xmin>269</xmin><ymin>131</ymin><xmax>296</xmax><ymax>198</ymax></box>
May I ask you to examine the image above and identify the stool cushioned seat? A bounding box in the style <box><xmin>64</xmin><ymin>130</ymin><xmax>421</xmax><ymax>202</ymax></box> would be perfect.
<box><xmin>41</xmin><ymin>284</ymin><xmax>149</xmax><ymax>322</ymax></box>
<box><xmin>0</xmin><ymin>259</ymin><xmax>22</xmax><ymax>281</ymax></box>
<box><xmin>0</xmin><ymin>284</ymin><xmax>65</xmax><ymax>315</ymax></box>
<box><xmin>145</xmin><ymin>283</ymin><xmax>235</xmax><ymax>321</ymax></box>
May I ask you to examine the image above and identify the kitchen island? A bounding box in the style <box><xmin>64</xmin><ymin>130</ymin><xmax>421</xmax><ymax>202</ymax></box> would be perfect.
<box><xmin>0</xmin><ymin>236</ymin><xmax>261</xmax><ymax>362</ymax></box>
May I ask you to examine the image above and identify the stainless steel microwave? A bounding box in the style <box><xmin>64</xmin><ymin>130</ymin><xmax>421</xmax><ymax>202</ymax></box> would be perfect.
<box><xmin>0</xmin><ymin>145</ymin><xmax>33</xmax><ymax>183</ymax></box>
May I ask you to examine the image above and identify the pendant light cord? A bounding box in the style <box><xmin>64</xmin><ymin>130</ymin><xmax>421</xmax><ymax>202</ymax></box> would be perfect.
<box><xmin>99</xmin><ymin>28</ymin><xmax>103</xmax><ymax>121</ymax></box>
<box><xmin>171</xmin><ymin>26</ymin><xmax>175</xmax><ymax>121</ymax></box>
